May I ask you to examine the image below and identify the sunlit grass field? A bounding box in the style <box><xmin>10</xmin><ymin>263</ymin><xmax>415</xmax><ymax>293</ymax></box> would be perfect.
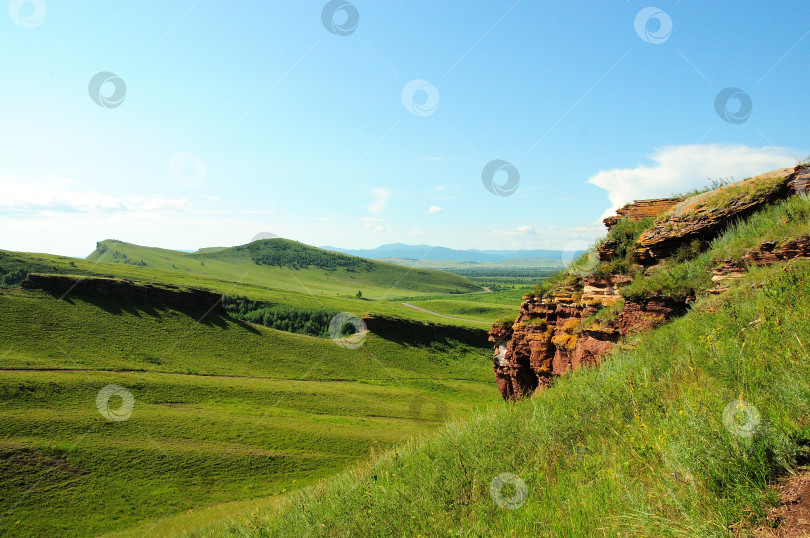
<box><xmin>0</xmin><ymin>289</ymin><xmax>497</xmax><ymax>536</ymax></box>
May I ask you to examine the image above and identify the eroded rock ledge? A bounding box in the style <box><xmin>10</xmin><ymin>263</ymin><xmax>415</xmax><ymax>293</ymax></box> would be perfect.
<box><xmin>21</xmin><ymin>273</ymin><xmax>225</xmax><ymax>313</ymax></box>
<box><xmin>489</xmin><ymin>277</ymin><xmax>687</xmax><ymax>400</ymax></box>
<box><xmin>489</xmin><ymin>165</ymin><xmax>810</xmax><ymax>401</ymax></box>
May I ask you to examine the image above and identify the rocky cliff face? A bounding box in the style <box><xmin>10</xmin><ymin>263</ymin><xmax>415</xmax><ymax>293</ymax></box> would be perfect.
<box><xmin>21</xmin><ymin>274</ymin><xmax>225</xmax><ymax>313</ymax></box>
<box><xmin>489</xmin><ymin>279</ymin><xmax>686</xmax><ymax>400</ymax></box>
<box><xmin>489</xmin><ymin>165</ymin><xmax>810</xmax><ymax>401</ymax></box>
<box><xmin>602</xmin><ymin>197</ymin><xmax>682</xmax><ymax>230</ymax></box>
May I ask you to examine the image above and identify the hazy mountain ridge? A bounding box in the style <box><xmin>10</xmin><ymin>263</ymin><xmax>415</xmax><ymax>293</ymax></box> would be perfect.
<box><xmin>321</xmin><ymin>243</ymin><xmax>569</xmax><ymax>263</ymax></box>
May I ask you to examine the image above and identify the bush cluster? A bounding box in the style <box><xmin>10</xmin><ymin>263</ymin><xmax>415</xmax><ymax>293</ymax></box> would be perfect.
<box><xmin>222</xmin><ymin>294</ymin><xmax>346</xmax><ymax>338</ymax></box>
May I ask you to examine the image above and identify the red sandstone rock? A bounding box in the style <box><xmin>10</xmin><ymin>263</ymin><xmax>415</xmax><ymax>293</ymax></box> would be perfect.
<box><xmin>490</xmin><ymin>166</ymin><xmax>810</xmax><ymax>401</ymax></box>
<box><xmin>602</xmin><ymin>198</ymin><xmax>683</xmax><ymax>231</ymax></box>
<box><xmin>632</xmin><ymin>168</ymin><xmax>798</xmax><ymax>264</ymax></box>
<box><xmin>488</xmin><ymin>290</ymin><xmax>688</xmax><ymax>401</ymax></box>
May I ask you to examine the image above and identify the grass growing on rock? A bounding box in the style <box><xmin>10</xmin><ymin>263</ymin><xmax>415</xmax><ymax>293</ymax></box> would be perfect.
<box><xmin>621</xmin><ymin>195</ymin><xmax>810</xmax><ymax>300</ymax></box>
<box><xmin>199</xmin><ymin>259</ymin><xmax>810</xmax><ymax>537</ymax></box>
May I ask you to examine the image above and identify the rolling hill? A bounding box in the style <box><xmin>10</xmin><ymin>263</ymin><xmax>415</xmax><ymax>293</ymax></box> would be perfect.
<box><xmin>0</xmin><ymin>239</ymin><xmax>508</xmax><ymax>329</ymax></box>
<box><xmin>86</xmin><ymin>238</ymin><xmax>483</xmax><ymax>296</ymax></box>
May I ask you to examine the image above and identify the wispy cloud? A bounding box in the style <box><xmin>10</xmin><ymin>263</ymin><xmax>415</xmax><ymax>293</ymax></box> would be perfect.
<box><xmin>363</xmin><ymin>222</ymin><xmax>387</xmax><ymax>233</ymax></box>
<box><xmin>587</xmin><ymin>144</ymin><xmax>796</xmax><ymax>218</ymax></box>
<box><xmin>367</xmin><ymin>187</ymin><xmax>391</xmax><ymax>214</ymax></box>
<box><xmin>427</xmin><ymin>205</ymin><xmax>443</xmax><ymax>213</ymax></box>
<box><xmin>0</xmin><ymin>176</ymin><xmax>190</xmax><ymax>213</ymax></box>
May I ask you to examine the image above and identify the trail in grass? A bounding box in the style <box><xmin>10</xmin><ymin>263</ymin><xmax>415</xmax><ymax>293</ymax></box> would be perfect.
<box><xmin>400</xmin><ymin>302</ymin><xmax>480</xmax><ymax>322</ymax></box>
<box><xmin>0</xmin><ymin>368</ymin><xmax>479</xmax><ymax>383</ymax></box>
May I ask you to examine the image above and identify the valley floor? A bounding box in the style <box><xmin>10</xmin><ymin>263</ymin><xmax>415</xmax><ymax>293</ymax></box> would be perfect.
<box><xmin>0</xmin><ymin>289</ymin><xmax>498</xmax><ymax>536</ymax></box>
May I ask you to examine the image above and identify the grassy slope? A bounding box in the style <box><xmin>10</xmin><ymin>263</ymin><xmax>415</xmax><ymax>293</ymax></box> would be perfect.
<box><xmin>1</xmin><ymin>240</ymin><xmax>503</xmax><ymax>329</ymax></box>
<box><xmin>0</xmin><ymin>290</ymin><xmax>496</xmax><ymax>536</ymax></box>
<box><xmin>198</xmin><ymin>194</ymin><xmax>810</xmax><ymax>536</ymax></box>
<box><xmin>87</xmin><ymin>238</ymin><xmax>482</xmax><ymax>296</ymax></box>
<box><xmin>398</xmin><ymin>286</ymin><xmax>529</xmax><ymax>322</ymax></box>
<box><xmin>203</xmin><ymin>259</ymin><xmax>810</xmax><ymax>537</ymax></box>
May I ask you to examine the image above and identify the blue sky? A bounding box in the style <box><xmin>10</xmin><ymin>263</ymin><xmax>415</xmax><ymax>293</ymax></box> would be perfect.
<box><xmin>0</xmin><ymin>0</ymin><xmax>808</xmax><ymax>257</ymax></box>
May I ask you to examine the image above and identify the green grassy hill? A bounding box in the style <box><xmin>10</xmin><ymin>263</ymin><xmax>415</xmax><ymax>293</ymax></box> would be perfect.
<box><xmin>0</xmin><ymin>239</ymin><xmax>502</xmax><ymax>329</ymax></box>
<box><xmin>0</xmin><ymin>288</ymin><xmax>496</xmax><ymax>536</ymax></box>
<box><xmin>86</xmin><ymin>238</ymin><xmax>482</xmax><ymax>296</ymax></box>
<box><xmin>193</xmin><ymin>188</ymin><xmax>810</xmax><ymax>536</ymax></box>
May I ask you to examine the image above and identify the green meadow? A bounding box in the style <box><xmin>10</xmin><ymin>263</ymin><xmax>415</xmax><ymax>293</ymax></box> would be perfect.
<box><xmin>0</xmin><ymin>287</ymin><xmax>498</xmax><ymax>536</ymax></box>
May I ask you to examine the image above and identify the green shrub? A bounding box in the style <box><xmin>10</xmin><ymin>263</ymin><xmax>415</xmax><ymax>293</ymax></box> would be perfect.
<box><xmin>239</xmin><ymin>239</ymin><xmax>374</xmax><ymax>272</ymax></box>
<box><xmin>222</xmin><ymin>294</ymin><xmax>339</xmax><ymax>338</ymax></box>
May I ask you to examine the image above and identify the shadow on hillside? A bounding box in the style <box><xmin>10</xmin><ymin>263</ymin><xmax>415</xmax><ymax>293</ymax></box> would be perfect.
<box><xmin>364</xmin><ymin>316</ymin><xmax>489</xmax><ymax>349</ymax></box>
<box><xmin>40</xmin><ymin>288</ymin><xmax>260</xmax><ymax>333</ymax></box>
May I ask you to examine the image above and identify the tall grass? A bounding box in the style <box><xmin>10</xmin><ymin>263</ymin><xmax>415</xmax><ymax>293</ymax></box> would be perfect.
<box><xmin>201</xmin><ymin>259</ymin><xmax>810</xmax><ymax>536</ymax></box>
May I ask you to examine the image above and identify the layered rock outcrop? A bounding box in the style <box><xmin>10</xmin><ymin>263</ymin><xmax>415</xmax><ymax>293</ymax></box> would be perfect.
<box><xmin>490</xmin><ymin>165</ymin><xmax>810</xmax><ymax>401</ymax></box>
<box><xmin>489</xmin><ymin>277</ymin><xmax>686</xmax><ymax>400</ymax></box>
<box><xmin>633</xmin><ymin>167</ymin><xmax>802</xmax><ymax>264</ymax></box>
<box><xmin>711</xmin><ymin>235</ymin><xmax>810</xmax><ymax>292</ymax></box>
<box><xmin>602</xmin><ymin>197</ymin><xmax>682</xmax><ymax>230</ymax></box>
<box><xmin>21</xmin><ymin>274</ymin><xmax>225</xmax><ymax>313</ymax></box>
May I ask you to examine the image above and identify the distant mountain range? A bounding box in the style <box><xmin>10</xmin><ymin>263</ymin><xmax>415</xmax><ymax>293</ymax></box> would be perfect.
<box><xmin>321</xmin><ymin>243</ymin><xmax>568</xmax><ymax>263</ymax></box>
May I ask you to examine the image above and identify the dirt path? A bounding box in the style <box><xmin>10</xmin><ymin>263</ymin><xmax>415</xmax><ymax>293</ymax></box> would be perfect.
<box><xmin>401</xmin><ymin>303</ymin><xmax>480</xmax><ymax>323</ymax></box>
<box><xmin>752</xmin><ymin>469</ymin><xmax>810</xmax><ymax>537</ymax></box>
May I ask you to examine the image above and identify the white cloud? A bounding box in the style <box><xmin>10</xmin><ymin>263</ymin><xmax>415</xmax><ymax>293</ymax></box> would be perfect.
<box><xmin>367</xmin><ymin>187</ymin><xmax>391</xmax><ymax>214</ymax></box>
<box><xmin>427</xmin><ymin>205</ymin><xmax>443</xmax><ymax>213</ymax></box>
<box><xmin>587</xmin><ymin>144</ymin><xmax>796</xmax><ymax>218</ymax></box>
<box><xmin>363</xmin><ymin>222</ymin><xmax>387</xmax><ymax>233</ymax></box>
<box><xmin>0</xmin><ymin>176</ymin><xmax>190</xmax><ymax>213</ymax></box>
<box><xmin>516</xmin><ymin>225</ymin><xmax>536</xmax><ymax>235</ymax></box>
